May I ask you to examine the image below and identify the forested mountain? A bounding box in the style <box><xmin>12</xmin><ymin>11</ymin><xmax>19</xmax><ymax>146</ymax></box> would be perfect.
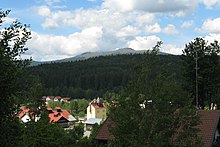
<box><xmin>27</xmin><ymin>54</ymin><xmax>182</xmax><ymax>99</ymax></box>
<box><xmin>30</xmin><ymin>48</ymin><xmax>169</xmax><ymax>66</ymax></box>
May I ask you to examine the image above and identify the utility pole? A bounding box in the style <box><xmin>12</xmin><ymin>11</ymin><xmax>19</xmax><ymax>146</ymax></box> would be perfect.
<box><xmin>195</xmin><ymin>47</ymin><xmax>199</xmax><ymax>108</ymax></box>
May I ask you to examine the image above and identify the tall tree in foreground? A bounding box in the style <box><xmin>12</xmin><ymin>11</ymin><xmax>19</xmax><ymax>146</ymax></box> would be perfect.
<box><xmin>0</xmin><ymin>9</ymin><xmax>31</xmax><ymax>146</ymax></box>
<box><xmin>182</xmin><ymin>38</ymin><xmax>220</xmax><ymax>109</ymax></box>
<box><xmin>109</xmin><ymin>42</ymin><xmax>202</xmax><ymax>146</ymax></box>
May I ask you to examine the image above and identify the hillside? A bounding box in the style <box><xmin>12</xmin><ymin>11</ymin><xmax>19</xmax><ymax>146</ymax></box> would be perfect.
<box><xmin>30</xmin><ymin>48</ymin><xmax>169</xmax><ymax>66</ymax></box>
<box><xmin>27</xmin><ymin>54</ymin><xmax>182</xmax><ymax>99</ymax></box>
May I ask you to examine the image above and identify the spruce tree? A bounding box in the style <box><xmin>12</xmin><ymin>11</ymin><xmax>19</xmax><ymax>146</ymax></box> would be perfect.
<box><xmin>109</xmin><ymin>42</ymin><xmax>202</xmax><ymax>146</ymax></box>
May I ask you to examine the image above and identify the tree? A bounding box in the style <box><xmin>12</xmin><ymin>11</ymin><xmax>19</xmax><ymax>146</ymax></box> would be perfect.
<box><xmin>109</xmin><ymin>42</ymin><xmax>202</xmax><ymax>146</ymax></box>
<box><xmin>77</xmin><ymin>99</ymin><xmax>89</xmax><ymax>113</ymax></box>
<box><xmin>182</xmin><ymin>38</ymin><xmax>220</xmax><ymax>108</ymax></box>
<box><xmin>19</xmin><ymin>111</ymin><xmax>68</xmax><ymax>146</ymax></box>
<box><xmin>0</xmin><ymin>9</ymin><xmax>31</xmax><ymax>146</ymax></box>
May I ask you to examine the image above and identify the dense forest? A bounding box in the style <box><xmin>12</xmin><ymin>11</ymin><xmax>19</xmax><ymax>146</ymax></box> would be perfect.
<box><xmin>27</xmin><ymin>54</ymin><xmax>182</xmax><ymax>98</ymax></box>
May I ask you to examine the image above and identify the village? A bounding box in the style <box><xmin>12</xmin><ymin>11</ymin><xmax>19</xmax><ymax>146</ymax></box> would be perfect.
<box><xmin>17</xmin><ymin>96</ymin><xmax>108</xmax><ymax>137</ymax></box>
<box><xmin>16</xmin><ymin>95</ymin><xmax>220</xmax><ymax>147</ymax></box>
<box><xmin>2</xmin><ymin>1</ymin><xmax>220</xmax><ymax>146</ymax></box>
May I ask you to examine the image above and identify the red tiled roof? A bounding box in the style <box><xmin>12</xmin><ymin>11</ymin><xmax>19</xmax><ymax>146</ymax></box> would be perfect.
<box><xmin>95</xmin><ymin>117</ymin><xmax>114</xmax><ymax>141</ymax></box>
<box><xmin>20</xmin><ymin>106</ymin><xmax>30</xmax><ymax>113</ymax></box>
<box><xmin>197</xmin><ymin>110</ymin><xmax>220</xmax><ymax>147</ymax></box>
<box><xmin>55</xmin><ymin>96</ymin><xmax>62</xmax><ymax>99</ymax></box>
<box><xmin>17</xmin><ymin>112</ymin><xmax>25</xmax><ymax>119</ymax></box>
<box><xmin>63</xmin><ymin>98</ymin><xmax>71</xmax><ymax>101</ymax></box>
<box><xmin>91</xmin><ymin>103</ymin><xmax>107</xmax><ymax>109</ymax></box>
<box><xmin>42</xmin><ymin>96</ymin><xmax>47</xmax><ymax>99</ymax></box>
<box><xmin>62</xmin><ymin>110</ymin><xmax>71</xmax><ymax>119</ymax></box>
<box><xmin>47</xmin><ymin>107</ymin><xmax>53</xmax><ymax>111</ymax></box>
<box><xmin>48</xmin><ymin>108</ymin><xmax>72</xmax><ymax>123</ymax></box>
<box><xmin>49</xmin><ymin>96</ymin><xmax>55</xmax><ymax>99</ymax></box>
<box><xmin>55</xmin><ymin>106</ymin><xmax>61</xmax><ymax>110</ymax></box>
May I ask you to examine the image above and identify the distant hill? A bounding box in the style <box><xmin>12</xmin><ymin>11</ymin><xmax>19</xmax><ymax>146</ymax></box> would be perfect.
<box><xmin>27</xmin><ymin>53</ymin><xmax>181</xmax><ymax>99</ymax></box>
<box><xmin>30</xmin><ymin>48</ymin><xmax>170</xmax><ymax>66</ymax></box>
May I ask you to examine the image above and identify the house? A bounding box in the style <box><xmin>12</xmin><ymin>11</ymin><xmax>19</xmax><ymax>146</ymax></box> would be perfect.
<box><xmin>17</xmin><ymin>107</ymin><xmax>31</xmax><ymax>123</ymax></box>
<box><xmin>95</xmin><ymin>117</ymin><xmax>114</xmax><ymax>143</ymax></box>
<box><xmin>197</xmin><ymin>110</ymin><xmax>220</xmax><ymax>147</ymax></box>
<box><xmin>84</xmin><ymin>118</ymin><xmax>102</xmax><ymax>137</ymax></box>
<box><xmin>61</xmin><ymin>97</ymin><xmax>71</xmax><ymax>103</ymax></box>
<box><xmin>42</xmin><ymin>96</ymin><xmax>71</xmax><ymax>104</ymax></box>
<box><xmin>95</xmin><ymin>110</ymin><xmax>220</xmax><ymax>147</ymax></box>
<box><xmin>87</xmin><ymin>98</ymin><xmax>107</xmax><ymax>120</ymax></box>
<box><xmin>47</xmin><ymin>106</ymin><xmax>77</xmax><ymax>128</ymax></box>
<box><xmin>76</xmin><ymin>117</ymin><xmax>87</xmax><ymax>124</ymax></box>
<box><xmin>85</xmin><ymin>118</ymin><xmax>102</xmax><ymax>131</ymax></box>
<box><xmin>17</xmin><ymin>106</ymin><xmax>41</xmax><ymax>123</ymax></box>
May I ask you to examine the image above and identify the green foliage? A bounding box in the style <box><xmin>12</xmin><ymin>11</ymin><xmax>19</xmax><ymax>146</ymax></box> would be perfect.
<box><xmin>77</xmin><ymin>99</ymin><xmax>89</xmax><ymax>113</ymax></box>
<box><xmin>109</xmin><ymin>42</ymin><xmax>202</xmax><ymax>146</ymax></box>
<box><xmin>182</xmin><ymin>37</ymin><xmax>220</xmax><ymax>108</ymax></box>
<box><xmin>78</xmin><ymin>111</ymin><xmax>85</xmax><ymax>117</ymax></box>
<box><xmin>16</xmin><ymin>74</ymin><xmax>43</xmax><ymax>107</ymax></box>
<box><xmin>47</xmin><ymin>101</ymin><xmax>61</xmax><ymax>109</ymax></box>
<box><xmin>19</xmin><ymin>111</ymin><xmax>67</xmax><ymax>146</ymax></box>
<box><xmin>47</xmin><ymin>99</ymin><xmax>89</xmax><ymax>117</ymax></box>
<box><xmin>0</xmin><ymin>9</ymin><xmax>31</xmax><ymax>146</ymax></box>
<box><xmin>27</xmin><ymin>54</ymin><xmax>182</xmax><ymax>98</ymax></box>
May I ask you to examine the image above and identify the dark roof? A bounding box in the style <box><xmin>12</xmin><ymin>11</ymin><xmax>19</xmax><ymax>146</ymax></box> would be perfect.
<box><xmin>95</xmin><ymin>117</ymin><xmax>114</xmax><ymax>141</ymax></box>
<box><xmin>95</xmin><ymin>110</ymin><xmax>220</xmax><ymax>147</ymax></box>
<box><xmin>197</xmin><ymin>110</ymin><xmax>220</xmax><ymax>147</ymax></box>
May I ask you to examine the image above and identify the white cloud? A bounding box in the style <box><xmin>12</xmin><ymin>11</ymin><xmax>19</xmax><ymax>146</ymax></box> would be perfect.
<box><xmin>181</xmin><ymin>20</ymin><xmax>193</xmax><ymax>28</ymax></box>
<box><xmin>37</xmin><ymin>7</ymin><xmax>156</xmax><ymax>36</ymax></box>
<box><xmin>162</xmin><ymin>24</ymin><xmax>178</xmax><ymax>35</ymax></box>
<box><xmin>27</xmin><ymin>27</ymin><xmax>103</xmax><ymax>61</ymax></box>
<box><xmin>37</xmin><ymin>6</ymin><xmax>51</xmax><ymax>17</ymax></box>
<box><xmin>145</xmin><ymin>23</ymin><xmax>161</xmax><ymax>34</ymax></box>
<box><xmin>102</xmin><ymin>0</ymin><xmax>134</xmax><ymax>12</ymax></box>
<box><xmin>2</xmin><ymin>17</ymin><xmax>16</xmax><ymax>25</ymax></box>
<box><xmin>162</xmin><ymin>44</ymin><xmax>183</xmax><ymax>55</ymax></box>
<box><xmin>128</xmin><ymin>36</ymin><xmax>161</xmax><ymax>50</ymax></box>
<box><xmin>204</xmin><ymin>33</ymin><xmax>220</xmax><ymax>43</ymax></box>
<box><xmin>198</xmin><ymin>17</ymin><xmax>220</xmax><ymax>33</ymax></box>
<box><xmin>102</xmin><ymin>0</ymin><xmax>200</xmax><ymax>13</ymax></box>
<box><xmin>136</xmin><ymin>13</ymin><xmax>156</xmax><ymax>25</ymax></box>
<box><xmin>116</xmin><ymin>25</ymin><xmax>140</xmax><ymax>37</ymax></box>
<box><xmin>31</xmin><ymin>0</ymin><xmax>201</xmax><ymax>60</ymax></box>
<box><xmin>203</xmin><ymin>0</ymin><xmax>220</xmax><ymax>9</ymax></box>
<box><xmin>42</xmin><ymin>18</ymin><xmax>59</xmax><ymax>29</ymax></box>
<box><xmin>39</xmin><ymin>0</ymin><xmax>61</xmax><ymax>6</ymax></box>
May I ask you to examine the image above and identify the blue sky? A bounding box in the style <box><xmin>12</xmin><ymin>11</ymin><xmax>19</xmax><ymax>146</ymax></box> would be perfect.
<box><xmin>1</xmin><ymin>0</ymin><xmax>220</xmax><ymax>61</ymax></box>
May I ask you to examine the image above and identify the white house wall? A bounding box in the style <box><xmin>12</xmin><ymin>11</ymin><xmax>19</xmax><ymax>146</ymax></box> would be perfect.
<box><xmin>87</xmin><ymin>105</ymin><xmax>96</xmax><ymax>119</ymax></box>
<box><xmin>21</xmin><ymin>114</ymin><xmax>31</xmax><ymax>123</ymax></box>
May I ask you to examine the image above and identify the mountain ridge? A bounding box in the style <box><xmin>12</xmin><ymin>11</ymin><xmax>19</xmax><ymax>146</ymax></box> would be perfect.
<box><xmin>31</xmin><ymin>48</ymin><xmax>170</xmax><ymax>66</ymax></box>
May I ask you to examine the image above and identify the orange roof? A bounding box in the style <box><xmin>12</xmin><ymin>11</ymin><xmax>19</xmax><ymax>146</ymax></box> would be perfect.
<box><xmin>20</xmin><ymin>106</ymin><xmax>30</xmax><ymax>113</ymax></box>
<box><xmin>17</xmin><ymin>112</ymin><xmax>25</xmax><ymax>119</ymax></box>
<box><xmin>55</xmin><ymin>106</ymin><xmax>61</xmax><ymax>110</ymax></box>
<box><xmin>61</xmin><ymin>110</ymin><xmax>71</xmax><ymax>119</ymax></box>
<box><xmin>48</xmin><ymin>108</ymin><xmax>72</xmax><ymax>123</ymax></box>
<box><xmin>55</xmin><ymin>96</ymin><xmax>62</xmax><ymax>99</ymax></box>
<box><xmin>91</xmin><ymin>103</ymin><xmax>107</xmax><ymax>109</ymax></box>
<box><xmin>47</xmin><ymin>107</ymin><xmax>53</xmax><ymax>111</ymax></box>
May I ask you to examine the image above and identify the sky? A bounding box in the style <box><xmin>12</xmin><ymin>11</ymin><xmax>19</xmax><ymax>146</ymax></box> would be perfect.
<box><xmin>1</xmin><ymin>0</ymin><xmax>220</xmax><ymax>61</ymax></box>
